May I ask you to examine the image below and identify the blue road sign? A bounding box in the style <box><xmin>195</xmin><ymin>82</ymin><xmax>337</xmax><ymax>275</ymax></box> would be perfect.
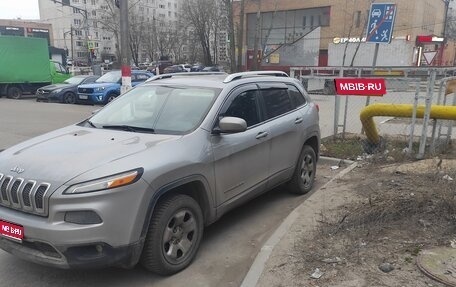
<box><xmin>366</xmin><ymin>3</ymin><xmax>397</xmax><ymax>43</ymax></box>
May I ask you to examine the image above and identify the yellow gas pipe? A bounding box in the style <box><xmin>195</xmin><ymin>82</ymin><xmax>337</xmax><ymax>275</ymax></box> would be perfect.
<box><xmin>360</xmin><ymin>103</ymin><xmax>456</xmax><ymax>145</ymax></box>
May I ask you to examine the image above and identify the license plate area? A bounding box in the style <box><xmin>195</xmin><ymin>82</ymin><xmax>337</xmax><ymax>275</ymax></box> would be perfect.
<box><xmin>79</xmin><ymin>95</ymin><xmax>88</xmax><ymax>99</ymax></box>
<box><xmin>0</xmin><ymin>220</ymin><xmax>24</xmax><ymax>242</ymax></box>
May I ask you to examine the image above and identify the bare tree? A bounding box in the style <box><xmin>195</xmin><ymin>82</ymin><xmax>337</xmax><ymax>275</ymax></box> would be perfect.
<box><xmin>236</xmin><ymin>0</ymin><xmax>245</xmax><ymax>71</ymax></box>
<box><xmin>181</xmin><ymin>0</ymin><xmax>217</xmax><ymax>66</ymax></box>
<box><xmin>222</xmin><ymin>0</ymin><xmax>236</xmax><ymax>72</ymax></box>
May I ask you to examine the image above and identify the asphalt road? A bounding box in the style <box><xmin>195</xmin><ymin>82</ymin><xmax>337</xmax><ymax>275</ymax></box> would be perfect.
<box><xmin>0</xmin><ymin>98</ymin><xmax>335</xmax><ymax>287</ymax></box>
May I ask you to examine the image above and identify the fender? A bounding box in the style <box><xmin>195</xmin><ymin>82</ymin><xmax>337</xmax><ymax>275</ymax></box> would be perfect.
<box><xmin>140</xmin><ymin>174</ymin><xmax>215</xmax><ymax>238</ymax></box>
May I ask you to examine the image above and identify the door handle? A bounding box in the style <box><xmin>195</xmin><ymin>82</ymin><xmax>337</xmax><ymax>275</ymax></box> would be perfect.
<box><xmin>295</xmin><ymin>117</ymin><xmax>303</xmax><ymax>124</ymax></box>
<box><xmin>255</xmin><ymin>131</ymin><xmax>269</xmax><ymax>139</ymax></box>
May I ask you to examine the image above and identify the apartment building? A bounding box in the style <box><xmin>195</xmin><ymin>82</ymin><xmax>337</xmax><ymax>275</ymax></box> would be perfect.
<box><xmin>38</xmin><ymin>0</ymin><xmax>180</xmax><ymax>65</ymax></box>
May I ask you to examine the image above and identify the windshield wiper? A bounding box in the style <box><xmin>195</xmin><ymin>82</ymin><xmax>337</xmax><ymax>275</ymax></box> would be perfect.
<box><xmin>85</xmin><ymin>120</ymin><xmax>98</xmax><ymax>128</ymax></box>
<box><xmin>102</xmin><ymin>125</ymin><xmax>155</xmax><ymax>133</ymax></box>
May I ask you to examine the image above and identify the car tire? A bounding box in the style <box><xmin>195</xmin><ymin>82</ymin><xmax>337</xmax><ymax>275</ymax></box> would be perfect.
<box><xmin>287</xmin><ymin>145</ymin><xmax>317</xmax><ymax>194</ymax></box>
<box><xmin>7</xmin><ymin>86</ymin><xmax>22</xmax><ymax>99</ymax></box>
<box><xmin>105</xmin><ymin>93</ymin><xmax>117</xmax><ymax>104</ymax></box>
<box><xmin>140</xmin><ymin>194</ymin><xmax>204</xmax><ymax>275</ymax></box>
<box><xmin>63</xmin><ymin>92</ymin><xmax>76</xmax><ymax>104</ymax></box>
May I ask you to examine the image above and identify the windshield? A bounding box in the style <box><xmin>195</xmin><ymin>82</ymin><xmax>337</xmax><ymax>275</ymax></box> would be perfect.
<box><xmin>96</xmin><ymin>71</ymin><xmax>121</xmax><ymax>83</ymax></box>
<box><xmin>63</xmin><ymin>77</ymin><xmax>85</xmax><ymax>85</ymax></box>
<box><xmin>89</xmin><ymin>85</ymin><xmax>221</xmax><ymax>134</ymax></box>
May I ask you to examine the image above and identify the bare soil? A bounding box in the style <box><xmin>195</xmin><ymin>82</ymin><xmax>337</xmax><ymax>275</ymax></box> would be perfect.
<box><xmin>257</xmin><ymin>156</ymin><xmax>456</xmax><ymax>287</ymax></box>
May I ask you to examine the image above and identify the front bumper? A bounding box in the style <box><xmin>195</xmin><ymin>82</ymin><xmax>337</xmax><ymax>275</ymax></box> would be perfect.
<box><xmin>0</xmin><ymin>237</ymin><xmax>143</xmax><ymax>269</ymax></box>
<box><xmin>0</xmin><ymin>178</ymin><xmax>152</xmax><ymax>269</ymax></box>
<box><xmin>36</xmin><ymin>92</ymin><xmax>62</xmax><ymax>102</ymax></box>
<box><xmin>77</xmin><ymin>93</ymin><xmax>105</xmax><ymax>104</ymax></box>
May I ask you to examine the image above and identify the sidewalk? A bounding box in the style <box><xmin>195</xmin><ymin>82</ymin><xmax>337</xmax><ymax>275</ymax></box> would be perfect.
<box><xmin>241</xmin><ymin>158</ymin><xmax>358</xmax><ymax>287</ymax></box>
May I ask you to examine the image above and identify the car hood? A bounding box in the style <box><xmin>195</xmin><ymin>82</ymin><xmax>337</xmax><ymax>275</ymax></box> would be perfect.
<box><xmin>0</xmin><ymin>125</ymin><xmax>180</xmax><ymax>184</ymax></box>
<box><xmin>79</xmin><ymin>82</ymin><xmax>118</xmax><ymax>89</ymax></box>
<box><xmin>39</xmin><ymin>83</ymin><xmax>73</xmax><ymax>91</ymax></box>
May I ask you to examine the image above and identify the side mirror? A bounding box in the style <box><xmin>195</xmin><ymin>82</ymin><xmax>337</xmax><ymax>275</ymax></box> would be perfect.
<box><xmin>218</xmin><ymin>117</ymin><xmax>247</xmax><ymax>133</ymax></box>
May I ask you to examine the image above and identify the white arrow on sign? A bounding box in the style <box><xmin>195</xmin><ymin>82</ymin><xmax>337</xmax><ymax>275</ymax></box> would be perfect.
<box><xmin>423</xmin><ymin>51</ymin><xmax>438</xmax><ymax>65</ymax></box>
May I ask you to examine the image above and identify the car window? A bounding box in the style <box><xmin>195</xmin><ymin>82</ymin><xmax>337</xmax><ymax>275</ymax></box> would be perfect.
<box><xmin>224</xmin><ymin>90</ymin><xmax>261</xmax><ymax>127</ymax></box>
<box><xmin>83</xmin><ymin>77</ymin><xmax>98</xmax><ymax>84</ymax></box>
<box><xmin>287</xmin><ymin>84</ymin><xmax>306</xmax><ymax>108</ymax></box>
<box><xmin>260</xmin><ymin>88</ymin><xmax>293</xmax><ymax>119</ymax></box>
<box><xmin>90</xmin><ymin>85</ymin><xmax>220</xmax><ymax>134</ymax></box>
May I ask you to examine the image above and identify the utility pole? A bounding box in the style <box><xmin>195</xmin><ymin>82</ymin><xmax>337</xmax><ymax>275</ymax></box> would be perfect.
<box><xmin>120</xmin><ymin>0</ymin><xmax>131</xmax><ymax>93</ymax></box>
<box><xmin>252</xmin><ymin>0</ymin><xmax>262</xmax><ymax>71</ymax></box>
<box><xmin>70</xmin><ymin>25</ymin><xmax>74</xmax><ymax>75</ymax></box>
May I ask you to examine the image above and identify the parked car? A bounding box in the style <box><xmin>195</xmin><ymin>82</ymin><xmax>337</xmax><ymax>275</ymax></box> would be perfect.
<box><xmin>190</xmin><ymin>64</ymin><xmax>205</xmax><ymax>72</ymax></box>
<box><xmin>203</xmin><ymin>66</ymin><xmax>224</xmax><ymax>72</ymax></box>
<box><xmin>146</xmin><ymin>61</ymin><xmax>173</xmax><ymax>74</ymax></box>
<box><xmin>77</xmin><ymin>70</ymin><xmax>152</xmax><ymax>104</ymax></box>
<box><xmin>0</xmin><ymin>71</ymin><xmax>319</xmax><ymax>276</ymax></box>
<box><xmin>163</xmin><ymin>65</ymin><xmax>188</xmax><ymax>74</ymax></box>
<box><xmin>179</xmin><ymin>64</ymin><xmax>192</xmax><ymax>72</ymax></box>
<box><xmin>35</xmin><ymin>75</ymin><xmax>99</xmax><ymax>104</ymax></box>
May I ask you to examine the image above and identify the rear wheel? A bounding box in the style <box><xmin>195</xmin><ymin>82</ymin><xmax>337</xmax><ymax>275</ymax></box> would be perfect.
<box><xmin>140</xmin><ymin>194</ymin><xmax>204</xmax><ymax>275</ymax></box>
<box><xmin>7</xmin><ymin>86</ymin><xmax>22</xmax><ymax>99</ymax></box>
<box><xmin>63</xmin><ymin>92</ymin><xmax>76</xmax><ymax>104</ymax></box>
<box><xmin>287</xmin><ymin>145</ymin><xmax>317</xmax><ymax>194</ymax></box>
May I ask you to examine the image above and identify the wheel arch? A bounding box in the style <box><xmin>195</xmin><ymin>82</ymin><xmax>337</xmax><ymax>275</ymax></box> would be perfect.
<box><xmin>140</xmin><ymin>175</ymin><xmax>215</xmax><ymax>239</ymax></box>
<box><xmin>304</xmin><ymin>134</ymin><xmax>320</xmax><ymax>162</ymax></box>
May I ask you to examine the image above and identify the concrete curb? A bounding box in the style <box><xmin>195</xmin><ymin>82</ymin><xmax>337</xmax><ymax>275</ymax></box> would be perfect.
<box><xmin>319</xmin><ymin>156</ymin><xmax>354</xmax><ymax>166</ymax></box>
<box><xmin>240</xmin><ymin>160</ymin><xmax>358</xmax><ymax>287</ymax></box>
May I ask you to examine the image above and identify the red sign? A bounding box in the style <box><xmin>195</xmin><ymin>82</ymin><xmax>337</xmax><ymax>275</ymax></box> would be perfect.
<box><xmin>0</xmin><ymin>220</ymin><xmax>24</xmax><ymax>242</ymax></box>
<box><xmin>334</xmin><ymin>78</ymin><xmax>386</xmax><ymax>96</ymax></box>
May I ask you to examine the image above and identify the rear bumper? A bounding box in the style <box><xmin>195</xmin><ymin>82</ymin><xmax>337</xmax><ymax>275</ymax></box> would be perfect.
<box><xmin>0</xmin><ymin>237</ymin><xmax>143</xmax><ymax>269</ymax></box>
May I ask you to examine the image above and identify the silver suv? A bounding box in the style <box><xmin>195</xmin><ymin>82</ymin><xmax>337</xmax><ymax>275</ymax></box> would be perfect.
<box><xmin>0</xmin><ymin>71</ymin><xmax>320</xmax><ymax>275</ymax></box>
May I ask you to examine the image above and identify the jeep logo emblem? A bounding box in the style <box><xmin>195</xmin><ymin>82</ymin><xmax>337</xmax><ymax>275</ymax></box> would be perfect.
<box><xmin>10</xmin><ymin>166</ymin><xmax>25</xmax><ymax>174</ymax></box>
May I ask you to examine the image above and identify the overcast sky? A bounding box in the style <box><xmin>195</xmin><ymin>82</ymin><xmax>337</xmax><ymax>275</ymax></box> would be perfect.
<box><xmin>0</xmin><ymin>0</ymin><xmax>40</xmax><ymax>20</ymax></box>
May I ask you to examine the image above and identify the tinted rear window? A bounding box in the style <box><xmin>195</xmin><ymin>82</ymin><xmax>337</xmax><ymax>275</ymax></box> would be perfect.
<box><xmin>261</xmin><ymin>89</ymin><xmax>293</xmax><ymax>119</ymax></box>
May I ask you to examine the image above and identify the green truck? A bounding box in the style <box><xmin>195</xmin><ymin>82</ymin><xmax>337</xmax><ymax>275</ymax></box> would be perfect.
<box><xmin>0</xmin><ymin>36</ymin><xmax>70</xmax><ymax>99</ymax></box>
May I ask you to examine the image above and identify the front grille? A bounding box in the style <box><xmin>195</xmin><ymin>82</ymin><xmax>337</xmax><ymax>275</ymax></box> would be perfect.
<box><xmin>0</xmin><ymin>174</ymin><xmax>51</xmax><ymax>216</ymax></box>
<box><xmin>78</xmin><ymin>87</ymin><xmax>94</xmax><ymax>93</ymax></box>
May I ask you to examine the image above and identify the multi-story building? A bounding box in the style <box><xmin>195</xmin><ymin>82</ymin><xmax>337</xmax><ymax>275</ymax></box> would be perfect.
<box><xmin>0</xmin><ymin>19</ymin><xmax>53</xmax><ymax>45</ymax></box>
<box><xmin>234</xmin><ymin>0</ymin><xmax>449</xmax><ymax>69</ymax></box>
<box><xmin>38</xmin><ymin>0</ymin><xmax>180</xmax><ymax>65</ymax></box>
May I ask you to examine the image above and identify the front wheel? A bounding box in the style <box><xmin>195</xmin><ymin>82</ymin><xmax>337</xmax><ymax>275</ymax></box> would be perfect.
<box><xmin>63</xmin><ymin>92</ymin><xmax>76</xmax><ymax>104</ymax></box>
<box><xmin>287</xmin><ymin>145</ymin><xmax>317</xmax><ymax>194</ymax></box>
<box><xmin>140</xmin><ymin>194</ymin><xmax>204</xmax><ymax>275</ymax></box>
<box><xmin>105</xmin><ymin>93</ymin><xmax>117</xmax><ymax>104</ymax></box>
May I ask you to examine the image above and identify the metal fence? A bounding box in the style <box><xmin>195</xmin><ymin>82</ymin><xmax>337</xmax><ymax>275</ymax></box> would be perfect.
<box><xmin>290</xmin><ymin>67</ymin><xmax>456</xmax><ymax>159</ymax></box>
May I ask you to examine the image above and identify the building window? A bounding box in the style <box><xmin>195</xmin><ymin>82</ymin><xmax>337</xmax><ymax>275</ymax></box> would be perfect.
<box><xmin>73</xmin><ymin>7</ymin><xmax>78</xmax><ymax>13</ymax></box>
<box><xmin>76</xmin><ymin>41</ymin><xmax>83</xmax><ymax>46</ymax></box>
<box><xmin>159</xmin><ymin>4</ymin><xmax>165</xmax><ymax>9</ymax></box>
<box><xmin>354</xmin><ymin>11</ymin><xmax>361</xmax><ymax>28</ymax></box>
<box><xmin>74</xmin><ymin>19</ymin><xmax>82</xmax><ymax>25</ymax></box>
<box><xmin>74</xmin><ymin>29</ymin><xmax>83</xmax><ymax>36</ymax></box>
<box><xmin>72</xmin><ymin>0</ymin><xmax>79</xmax><ymax>3</ymax></box>
<box><xmin>168</xmin><ymin>11</ymin><xmax>171</xmax><ymax>17</ymax></box>
<box><xmin>91</xmin><ymin>0</ymin><xmax>96</xmax><ymax>5</ymax></box>
<box><xmin>92</xmin><ymin>10</ymin><xmax>96</xmax><ymax>16</ymax></box>
<box><xmin>77</xmin><ymin>51</ymin><xmax>86</xmax><ymax>57</ymax></box>
<box><xmin>168</xmin><ymin>2</ymin><xmax>171</xmax><ymax>8</ymax></box>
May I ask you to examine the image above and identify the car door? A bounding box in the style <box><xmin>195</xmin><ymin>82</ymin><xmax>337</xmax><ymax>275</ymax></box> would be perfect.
<box><xmin>258</xmin><ymin>82</ymin><xmax>304</xmax><ymax>187</ymax></box>
<box><xmin>211</xmin><ymin>84</ymin><xmax>270</xmax><ymax>205</ymax></box>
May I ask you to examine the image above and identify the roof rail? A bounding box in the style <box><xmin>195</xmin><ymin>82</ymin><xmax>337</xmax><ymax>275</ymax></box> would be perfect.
<box><xmin>223</xmin><ymin>71</ymin><xmax>289</xmax><ymax>83</ymax></box>
<box><xmin>146</xmin><ymin>72</ymin><xmax>227</xmax><ymax>82</ymax></box>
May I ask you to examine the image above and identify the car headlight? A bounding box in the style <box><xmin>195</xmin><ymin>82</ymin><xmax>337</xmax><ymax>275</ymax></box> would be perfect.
<box><xmin>64</xmin><ymin>168</ymin><xmax>143</xmax><ymax>194</ymax></box>
<box><xmin>52</xmin><ymin>88</ymin><xmax>63</xmax><ymax>94</ymax></box>
<box><xmin>94</xmin><ymin>87</ymin><xmax>106</xmax><ymax>92</ymax></box>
